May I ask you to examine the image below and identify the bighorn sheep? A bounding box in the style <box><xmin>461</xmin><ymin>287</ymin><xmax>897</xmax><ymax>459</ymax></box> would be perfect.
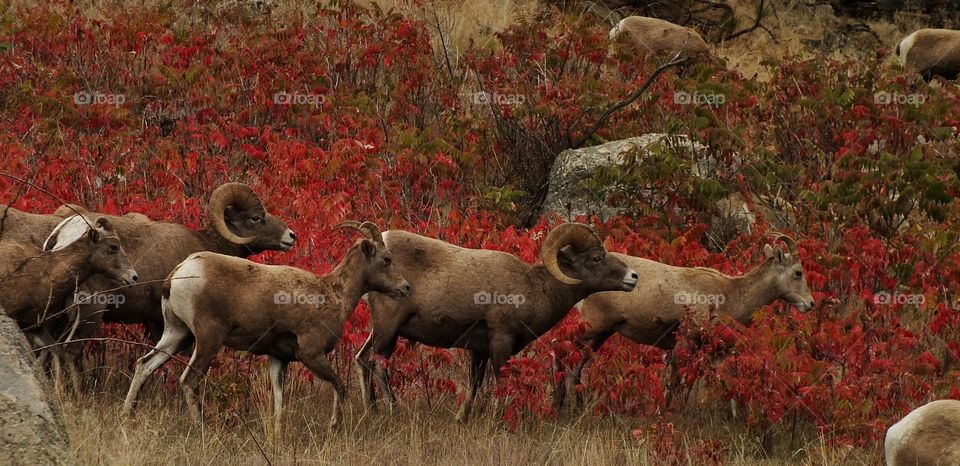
<box><xmin>555</xmin><ymin>235</ymin><xmax>815</xmax><ymax>410</ymax></box>
<box><xmin>357</xmin><ymin>223</ymin><xmax>639</xmax><ymax>422</ymax></box>
<box><xmin>609</xmin><ymin>16</ymin><xmax>715</xmax><ymax>64</ymax></box>
<box><xmin>885</xmin><ymin>399</ymin><xmax>960</xmax><ymax>465</ymax></box>
<box><xmin>43</xmin><ymin>183</ymin><xmax>295</xmax><ymax>390</ymax></box>
<box><xmin>122</xmin><ymin>221</ymin><xmax>409</xmax><ymax>431</ymax></box>
<box><xmin>0</xmin><ymin>217</ymin><xmax>138</xmax><ymax>349</ymax></box>
<box><xmin>897</xmin><ymin>29</ymin><xmax>960</xmax><ymax>81</ymax></box>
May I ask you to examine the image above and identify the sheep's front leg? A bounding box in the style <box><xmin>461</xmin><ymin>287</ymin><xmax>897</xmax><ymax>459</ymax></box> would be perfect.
<box><xmin>179</xmin><ymin>337</ymin><xmax>222</xmax><ymax>422</ymax></box>
<box><xmin>456</xmin><ymin>350</ymin><xmax>488</xmax><ymax>423</ymax></box>
<box><xmin>483</xmin><ymin>332</ymin><xmax>516</xmax><ymax>421</ymax></box>
<box><xmin>356</xmin><ymin>329</ymin><xmax>400</xmax><ymax>412</ymax></box>
<box><xmin>298</xmin><ymin>339</ymin><xmax>346</xmax><ymax>430</ymax></box>
<box><xmin>561</xmin><ymin>329</ymin><xmax>614</xmax><ymax>413</ymax></box>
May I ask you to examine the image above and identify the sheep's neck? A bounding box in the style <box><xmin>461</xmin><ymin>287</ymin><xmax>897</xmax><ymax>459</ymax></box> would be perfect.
<box><xmin>322</xmin><ymin>248</ymin><xmax>368</xmax><ymax>321</ymax></box>
<box><xmin>201</xmin><ymin>227</ymin><xmax>263</xmax><ymax>257</ymax></box>
<box><xmin>531</xmin><ymin>265</ymin><xmax>588</xmax><ymax>323</ymax></box>
<box><xmin>46</xmin><ymin>251</ymin><xmax>93</xmax><ymax>306</ymax></box>
<box><xmin>723</xmin><ymin>262</ymin><xmax>780</xmax><ymax>324</ymax></box>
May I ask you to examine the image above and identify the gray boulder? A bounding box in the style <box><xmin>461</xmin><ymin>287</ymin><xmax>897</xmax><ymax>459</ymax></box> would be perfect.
<box><xmin>0</xmin><ymin>312</ymin><xmax>72</xmax><ymax>465</ymax></box>
<box><xmin>541</xmin><ymin>133</ymin><xmax>713</xmax><ymax>220</ymax></box>
<box><xmin>541</xmin><ymin>134</ymin><xmax>795</xmax><ymax>241</ymax></box>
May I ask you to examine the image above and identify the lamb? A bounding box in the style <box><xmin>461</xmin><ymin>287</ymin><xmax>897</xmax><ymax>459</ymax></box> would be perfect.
<box><xmin>357</xmin><ymin>222</ymin><xmax>639</xmax><ymax>422</ymax></box>
<box><xmin>122</xmin><ymin>221</ymin><xmax>410</xmax><ymax>431</ymax></box>
<box><xmin>43</xmin><ymin>183</ymin><xmax>296</xmax><ymax>390</ymax></box>
<box><xmin>0</xmin><ymin>217</ymin><xmax>138</xmax><ymax>350</ymax></box>
<box><xmin>896</xmin><ymin>29</ymin><xmax>960</xmax><ymax>81</ymax></box>
<box><xmin>555</xmin><ymin>235</ymin><xmax>815</xmax><ymax>410</ymax></box>
<box><xmin>885</xmin><ymin>399</ymin><xmax>960</xmax><ymax>465</ymax></box>
<box><xmin>609</xmin><ymin>16</ymin><xmax>714</xmax><ymax>64</ymax></box>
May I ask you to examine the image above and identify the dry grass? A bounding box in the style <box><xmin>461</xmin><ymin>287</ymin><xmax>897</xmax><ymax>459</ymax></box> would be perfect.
<box><xmin>57</xmin><ymin>356</ymin><xmax>880</xmax><ymax>465</ymax></box>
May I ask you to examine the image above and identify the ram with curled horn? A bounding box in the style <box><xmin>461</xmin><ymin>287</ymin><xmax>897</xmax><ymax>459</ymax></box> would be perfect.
<box><xmin>37</xmin><ymin>182</ymin><xmax>297</xmax><ymax>392</ymax></box>
<box><xmin>355</xmin><ymin>222</ymin><xmax>639</xmax><ymax>422</ymax></box>
<box><xmin>554</xmin><ymin>232</ymin><xmax>816</xmax><ymax>412</ymax></box>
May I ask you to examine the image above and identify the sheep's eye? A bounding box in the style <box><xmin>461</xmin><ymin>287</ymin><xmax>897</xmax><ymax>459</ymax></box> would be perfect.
<box><xmin>794</xmin><ymin>270</ymin><xmax>803</xmax><ymax>278</ymax></box>
<box><xmin>592</xmin><ymin>256</ymin><xmax>602</xmax><ymax>263</ymax></box>
<box><xmin>109</xmin><ymin>245</ymin><xmax>119</xmax><ymax>253</ymax></box>
<box><xmin>251</xmin><ymin>216</ymin><xmax>263</xmax><ymax>223</ymax></box>
<box><xmin>384</xmin><ymin>257</ymin><xmax>392</xmax><ymax>266</ymax></box>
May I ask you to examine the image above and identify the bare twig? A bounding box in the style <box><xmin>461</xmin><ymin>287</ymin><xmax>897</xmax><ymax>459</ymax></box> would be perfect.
<box><xmin>0</xmin><ymin>172</ymin><xmax>92</xmax><ymax>230</ymax></box>
<box><xmin>724</xmin><ymin>0</ymin><xmax>774</xmax><ymax>42</ymax></box>
<box><xmin>571</xmin><ymin>53</ymin><xmax>688</xmax><ymax>149</ymax></box>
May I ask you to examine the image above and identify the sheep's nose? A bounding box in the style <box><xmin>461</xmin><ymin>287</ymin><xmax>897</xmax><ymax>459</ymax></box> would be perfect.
<box><xmin>809</xmin><ymin>299</ymin><xmax>816</xmax><ymax>309</ymax></box>
<box><xmin>630</xmin><ymin>272</ymin><xmax>638</xmax><ymax>280</ymax></box>
<box><xmin>288</xmin><ymin>231</ymin><xmax>297</xmax><ymax>240</ymax></box>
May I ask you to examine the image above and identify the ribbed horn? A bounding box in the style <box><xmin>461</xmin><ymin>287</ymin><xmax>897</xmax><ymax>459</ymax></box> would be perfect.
<box><xmin>336</xmin><ymin>220</ymin><xmax>383</xmax><ymax>244</ymax></box>
<box><xmin>775</xmin><ymin>234</ymin><xmax>799</xmax><ymax>257</ymax></box>
<box><xmin>541</xmin><ymin>223</ymin><xmax>602</xmax><ymax>285</ymax></box>
<box><xmin>208</xmin><ymin>183</ymin><xmax>264</xmax><ymax>245</ymax></box>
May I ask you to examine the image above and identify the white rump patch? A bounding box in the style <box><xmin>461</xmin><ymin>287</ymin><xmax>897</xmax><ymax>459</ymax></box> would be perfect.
<box><xmin>609</xmin><ymin>19</ymin><xmax>625</xmax><ymax>40</ymax></box>
<box><xmin>166</xmin><ymin>255</ymin><xmax>207</xmax><ymax>333</ymax></box>
<box><xmin>897</xmin><ymin>31</ymin><xmax>918</xmax><ymax>66</ymax></box>
<box><xmin>43</xmin><ymin>215</ymin><xmax>93</xmax><ymax>251</ymax></box>
<box><xmin>884</xmin><ymin>401</ymin><xmax>927</xmax><ymax>465</ymax></box>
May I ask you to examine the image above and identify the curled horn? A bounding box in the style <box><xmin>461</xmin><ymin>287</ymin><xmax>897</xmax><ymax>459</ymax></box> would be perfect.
<box><xmin>208</xmin><ymin>182</ymin><xmax>264</xmax><ymax>245</ymax></box>
<box><xmin>775</xmin><ymin>234</ymin><xmax>799</xmax><ymax>256</ymax></box>
<box><xmin>336</xmin><ymin>220</ymin><xmax>383</xmax><ymax>244</ymax></box>
<box><xmin>541</xmin><ymin>223</ymin><xmax>603</xmax><ymax>285</ymax></box>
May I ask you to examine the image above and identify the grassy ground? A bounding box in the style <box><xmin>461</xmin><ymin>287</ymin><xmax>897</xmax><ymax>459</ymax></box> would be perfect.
<box><xmin>57</xmin><ymin>357</ymin><xmax>880</xmax><ymax>465</ymax></box>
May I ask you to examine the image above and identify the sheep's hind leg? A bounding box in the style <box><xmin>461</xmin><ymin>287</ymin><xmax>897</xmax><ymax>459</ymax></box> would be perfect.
<box><xmin>122</xmin><ymin>320</ymin><xmax>192</xmax><ymax>416</ymax></box>
<box><xmin>267</xmin><ymin>356</ymin><xmax>288</xmax><ymax>435</ymax></box>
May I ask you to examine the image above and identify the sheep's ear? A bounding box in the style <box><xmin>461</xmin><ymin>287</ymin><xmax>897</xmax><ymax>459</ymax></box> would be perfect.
<box><xmin>223</xmin><ymin>205</ymin><xmax>240</xmax><ymax>223</ymax></box>
<box><xmin>767</xmin><ymin>246</ymin><xmax>786</xmax><ymax>263</ymax></box>
<box><xmin>360</xmin><ymin>239</ymin><xmax>377</xmax><ymax>258</ymax></box>
<box><xmin>86</xmin><ymin>226</ymin><xmax>101</xmax><ymax>243</ymax></box>
<box><xmin>557</xmin><ymin>246</ymin><xmax>576</xmax><ymax>267</ymax></box>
